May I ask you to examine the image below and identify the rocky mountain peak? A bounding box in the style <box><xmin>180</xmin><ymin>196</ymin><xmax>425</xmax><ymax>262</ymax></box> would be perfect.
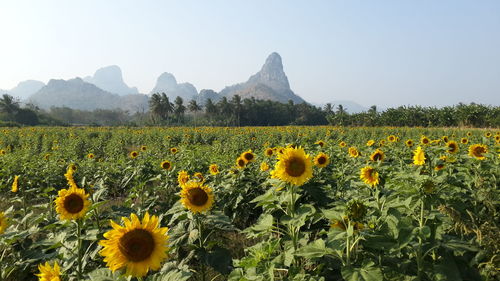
<box><xmin>248</xmin><ymin>52</ymin><xmax>290</xmax><ymax>92</ymax></box>
<box><xmin>84</xmin><ymin>65</ymin><xmax>138</xmax><ymax>95</ymax></box>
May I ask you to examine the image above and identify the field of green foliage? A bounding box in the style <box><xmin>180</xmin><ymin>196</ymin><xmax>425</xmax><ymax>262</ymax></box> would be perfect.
<box><xmin>0</xmin><ymin>126</ymin><xmax>498</xmax><ymax>281</ymax></box>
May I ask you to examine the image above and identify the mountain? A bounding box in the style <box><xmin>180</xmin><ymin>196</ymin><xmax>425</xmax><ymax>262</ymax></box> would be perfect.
<box><xmin>84</xmin><ymin>65</ymin><xmax>138</xmax><ymax>96</ymax></box>
<box><xmin>150</xmin><ymin>72</ymin><xmax>198</xmax><ymax>101</ymax></box>
<box><xmin>29</xmin><ymin>78</ymin><xmax>148</xmax><ymax>112</ymax></box>
<box><xmin>196</xmin><ymin>89</ymin><xmax>222</xmax><ymax>104</ymax></box>
<box><xmin>325</xmin><ymin>101</ymin><xmax>368</xmax><ymax>113</ymax></box>
<box><xmin>8</xmin><ymin>80</ymin><xmax>46</xmax><ymax>100</ymax></box>
<box><xmin>219</xmin><ymin>52</ymin><xmax>305</xmax><ymax>104</ymax></box>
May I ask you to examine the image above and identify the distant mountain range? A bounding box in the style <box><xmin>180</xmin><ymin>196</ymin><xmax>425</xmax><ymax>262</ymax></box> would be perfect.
<box><xmin>0</xmin><ymin>52</ymin><xmax>365</xmax><ymax>113</ymax></box>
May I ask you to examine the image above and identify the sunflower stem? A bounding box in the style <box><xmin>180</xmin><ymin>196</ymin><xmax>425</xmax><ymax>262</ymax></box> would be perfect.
<box><xmin>76</xmin><ymin>219</ymin><xmax>83</xmax><ymax>280</ymax></box>
<box><xmin>196</xmin><ymin>215</ymin><xmax>207</xmax><ymax>281</ymax></box>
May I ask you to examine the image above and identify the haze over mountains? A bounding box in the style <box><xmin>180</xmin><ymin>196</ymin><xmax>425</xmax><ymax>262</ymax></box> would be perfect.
<box><xmin>0</xmin><ymin>52</ymin><xmax>365</xmax><ymax>113</ymax></box>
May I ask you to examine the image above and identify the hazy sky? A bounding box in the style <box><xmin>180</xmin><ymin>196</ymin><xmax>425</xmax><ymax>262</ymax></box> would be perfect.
<box><xmin>0</xmin><ymin>0</ymin><xmax>499</xmax><ymax>107</ymax></box>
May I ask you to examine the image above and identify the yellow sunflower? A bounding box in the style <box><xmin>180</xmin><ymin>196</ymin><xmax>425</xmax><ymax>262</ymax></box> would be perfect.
<box><xmin>0</xmin><ymin>149</ymin><xmax>5</xmax><ymax>155</ymax></box>
<box><xmin>180</xmin><ymin>181</ymin><xmax>214</xmax><ymax>213</ymax></box>
<box><xmin>130</xmin><ymin>151</ymin><xmax>139</xmax><ymax>159</ymax></box>
<box><xmin>420</xmin><ymin>136</ymin><xmax>430</xmax><ymax>145</ymax></box>
<box><xmin>241</xmin><ymin>150</ymin><xmax>255</xmax><ymax>162</ymax></box>
<box><xmin>413</xmin><ymin>146</ymin><xmax>426</xmax><ymax>166</ymax></box>
<box><xmin>370</xmin><ymin>149</ymin><xmax>385</xmax><ymax>162</ymax></box>
<box><xmin>99</xmin><ymin>213</ymin><xmax>169</xmax><ymax>277</ymax></box>
<box><xmin>366</xmin><ymin>140</ymin><xmax>375</xmax><ymax>147</ymax></box>
<box><xmin>485</xmin><ymin>132</ymin><xmax>492</xmax><ymax>138</ymax></box>
<box><xmin>360</xmin><ymin>166</ymin><xmax>379</xmax><ymax>187</ymax></box>
<box><xmin>193</xmin><ymin>172</ymin><xmax>205</xmax><ymax>183</ymax></box>
<box><xmin>315</xmin><ymin>140</ymin><xmax>325</xmax><ymax>147</ymax></box>
<box><xmin>348</xmin><ymin>147</ymin><xmax>360</xmax><ymax>158</ymax></box>
<box><xmin>177</xmin><ymin>170</ymin><xmax>190</xmax><ymax>187</ymax></box>
<box><xmin>260</xmin><ymin>162</ymin><xmax>270</xmax><ymax>172</ymax></box>
<box><xmin>434</xmin><ymin>163</ymin><xmax>445</xmax><ymax>171</ymax></box>
<box><xmin>466</xmin><ymin>132</ymin><xmax>472</xmax><ymax>137</ymax></box>
<box><xmin>141</xmin><ymin>145</ymin><xmax>147</xmax><ymax>151</ymax></box>
<box><xmin>54</xmin><ymin>185</ymin><xmax>90</xmax><ymax>221</ymax></box>
<box><xmin>405</xmin><ymin>139</ymin><xmax>414</xmax><ymax>147</ymax></box>
<box><xmin>170</xmin><ymin>147</ymin><xmax>178</xmax><ymax>154</ymax></box>
<box><xmin>87</xmin><ymin>153</ymin><xmax>95</xmax><ymax>159</ymax></box>
<box><xmin>313</xmin><ymin>152</ymin><xmax>330</xmax><ymax>168</ymax></box>
<box><xmin>36</xmin><ymin>261</ymin><xmax>61</xmax><ymax>281</ymax></box>
<box><xmin>209</xmin><ymin>164</ymin><xmax>219</xmax><ymax>175</ymax></box>
<box><xmin>442</xmin><ymin>136</ymin><xmax>449</xmax><ymax>143</ymax></box>
<box><xmin>468</xmin><ymin>144</ymin><xmax>488</xmax><ymax>160</ymax></box>
<box><xmin>12</xmin><ymin>175</ymin><xmax>19</xmax><ymax>193</ymax></box>
<box><xmin>160</xmin><ymin>160</ymin><xmax>172</xmax><ymax>171</ymax></box>
<box><xmin>339</xmin><ymin>141</ymin><xmax>347</xmax><ymax>148</ymax></box>
<box><xmin>0</xmin><ymin>212</ymin><xmax>8</xmax><ymax>234</ymax></box>
<box><xmin>236</xmin><ymin>157</ymin><xmax>247</xmax><ymax>169</ymax></box>
<box><xmin>446</xmin><ymin>141</ymin><xmax>459</xmax><ymax>154</ymax></box>
<box><xmin>264</xmin><ymin>148</ymin><xmax>274</xmax><ymax>157</ymax></box>
<box><xmin>387</xmin><ymin>135</ymin><xmax>397</xmax><ymax>142</ymax></box>
<box><xmin>270</xmin><ymin>146</ymin><xmax>313</xmax><ymax>186</ymax></box>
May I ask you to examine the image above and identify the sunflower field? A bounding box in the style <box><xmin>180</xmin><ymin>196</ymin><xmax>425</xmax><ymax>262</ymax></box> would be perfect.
<box><xmin>0</xmin><ymin>126</ymin><xmax>499</xmax><ymax>281</ymax></box>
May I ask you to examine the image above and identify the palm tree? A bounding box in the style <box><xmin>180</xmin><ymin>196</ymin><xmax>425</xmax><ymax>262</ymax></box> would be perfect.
<box><xmin>188</xmin><ymin>99</ymin><xmax>202</xmax><ymax>127</ymax></box>
<box><xmin>0</xmin><ymin>94</ymin><xmax>20</xmax><ymax>121</ymax></box>
<box><xmin>174</xmin><ymin>96</ymin><xmax>186</xmax><ymax>124</ymax></box>
<box><xmin>230</xmin><ymin>94</ymin><xmax>242</xmax><ymax>126</ymax></box>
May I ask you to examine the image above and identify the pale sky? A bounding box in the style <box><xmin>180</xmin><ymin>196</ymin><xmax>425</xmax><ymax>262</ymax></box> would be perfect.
<box><xmin>0</xmin><ymin>0</ymin><xmax>499</xmax><ymax>107</ymax></box>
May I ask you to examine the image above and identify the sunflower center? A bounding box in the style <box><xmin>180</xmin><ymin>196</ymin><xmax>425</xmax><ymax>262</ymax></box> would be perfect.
<box><xmin>119</xmin><ymin>229</ymin><xmax>155</xmax><ymax>262</ymax></box>
<box><xmin>285</xmin><ymin>157</ymin><xmax>306</xmax><ymax>177</ymax></box>
<box><xmin>317</xmin><ymin>156</ymin><xmax>326</xmax><ymax>165</ymax></box>
<box><xmin>162</xmin><ymin>162</ymin><xmax>170</xmax><ymax>169</ymax></box>
<box><xmin>244</xmin><ymin>153</ymin><xmax>254</xmax><ymax>161</ymax></box>
<box><xmin>187</xmin><ymin>187</ymin><xmax>209</xmax><ymax>206</ymax></box>
<box><xmin>474</xmin><ymin>147</ymin><xmax>485</xmax><ymax>155</ymax></box>
<box><xmin>238</xmin><ymin>159</ymin><xmax>246</xmax><ymax>167</ymax></box>
<box><xmin>63</xmin><ymin>194</ymin><xmax>84</xmax><ymax>214</ymax></box>
<box><xmin>373</xmin><ymin>153</ymin><xmax>382</xmax><ymax>161</ymax></box>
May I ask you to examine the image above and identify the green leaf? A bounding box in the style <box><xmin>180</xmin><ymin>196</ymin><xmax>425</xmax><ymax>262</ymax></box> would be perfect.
<box><xmin>295</xmin><ymin>239</ymin><xmax>335</xmax><ymax>259</ymax></box>
<box><xmin>87</xmin><ymin>268</ymin><xmax>128</xmax><ymax>281</ymax></box>
<box><xmin>341</xmin><ymin>261</ymin><xmax>383</xmax><ymax>281</ymax></box>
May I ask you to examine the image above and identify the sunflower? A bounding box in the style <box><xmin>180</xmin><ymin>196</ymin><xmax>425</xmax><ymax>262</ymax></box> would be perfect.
<box><xmin>54</xmin><ymin>185</ymin><xmax>90</xmax><ymax>221</ymax></box>
<box><xmin>170</xmin><ymin>147</ymin><xmax>178</xmax><ymax>154</ymax></box>
<box><xmin>87</xmin><ymin>153</ymin><xmax>95</xmax><ymax>159</ymax></box>
<box><xmin>360</xmin><ymin>166</ymin><xmax>379</xmax><ymax>187</ymax></box>
<box><xmin>36</xmin><ymin>261</ymin><xmax>61</xmax><ymax>281</ymax></box>
<box><xmin>466</xmin><ymin>132</ymin><xmax>472</xmax><ymax>137</ymax></box>
<box><xmin>0</xmin><ymin>149</ymin><xmax>5</xmax><ymax>155</ymax></box>
<box><xmin>468</xmin><ymin>144</ymin><xmax>488</xmax><ymax>160</ymax></box>
<box><xmin>315</xmin><ymin>140</ymin><xmax>325</xmax><ymax>147</ymax></box>
<box><xmin>370</xmin><ymin>149</ymin><xmax>385</xmax><ymax>162</ymax></box>
<box><xmin>270</xmin><ymin>146</ymin><xmax>313</xmax><ymax>186</ymax></box>
<box><xmin>236</xmin><ymin>157</ymin><xmax>247</xmax><ymax>169</ymax></box>
<box><xmin>420</xmin><ymin>136</ymin><xmax>430</xmax><ymax>145</ymax></box>
<box><xmin>180</xmin><ymin>181</ymin><xmax>214</xmax><ymax>213</ymax></box>
<box><xmin>160</xmin><ymin>160</ymin><xmax>172</xmax><ymax>171</ymax></box>
<box><xmin>0</xmin><ymin>212</ymin><xmax>8</xmax><ymax>234</ymax></box>
<box><xmin>387</xmin><ymin>135</ymin><xmax>397</xmax><ymax>142</ymax></box>
<box><xmin>339</xmin><ymin>141</ymin><xmax>347</xmax><ymax>147</ymax></box>
<box><xmin>366</xmin><ymin>140</ymin><xmax>375</xmax><ymax>147</ymax></box>
<box><xmin>12</xmin><ymin>175</ymin><xmax>19</xmax><ymax>193</ymax></box>
<box><xmin>209</xmin><ymin>164</ymin><xmax>219</xmax><ymax>175</ymax></box>
<box><xmin>264</xmin><ymin>148</ymin><xmax>274</xmax><ymax>157</ymax></box>
<box><xmin>241</xmin><ymin>150</ymin><xmax>255</xmax><ymax>162</ymax></box>
<box><xmin>99</xmin><ymin>213</ymin><xmax>169</xmax><ymax>277</ymax></box>
<box><xmin>405</xmin><ymin>139</ymin><xmax>414</xmax><ymax>147</ymax></box>
<box><xmin>177</xmin><ymin>171</ymin><xmax>190</xmax><ymax>187</ymax></box>
<box><xmin>141</xmin><ymin>145</ymin><xmax>147</xmax><ymax>151</ymax></box>
<box><xmin>130</xmin><ymin>151</ymin><xmax>139</xmax><ymax>159</ymax></box>
<box><xmin>461</xmin><ymin>137</ymin><xmax>468</xmax><ymax>144</ymax></box>
<box><xmin>348</xmin><ymin>147</ymin><xmax>360</xmax><ymax>158</ymax></box>
<box><xmin>413</xmin><ymin>146</ymin><xmax>426</xmax><ymax>166</ymax></box>
<box><xmin>485</xmin><ymin>132</ymin><xmax>492</xmax><ymax>138</ymax></box>
<box><xmin>442</xmin><ymin>136</ymin><xmax>449</xmax><ymax>143</ymax></box>
<box><xmin>495</xmin><ymin>135</ymin><xmax>500</xmax><ymax>143</ymax></box>
<box><xmin>44</xmin><ymin>153</ymin><xmax>50</xmax><ymax>160</ymax></box>
<box><xmin>434</xmin><ymin>163</ymin><xmax>445</xmax><ymax>171</ymax></box>
<box><xmin>260</xmin><ymin>162</ymin><xmax>270</xmax><ymax>172</ymax></box>
<box><xmin>193</xmin><ymin>172</ymin><xmax>205</xmax><ymax>183</ymax></box>
<box><xmin>446</xmin><ymin>141</ymin><xmax>459</xmax><ymax>154</ymax></box>
<box><xmin>313</xmin><ymin>152</ymin><xmax>330</xmax><ymax>168</ymax></box>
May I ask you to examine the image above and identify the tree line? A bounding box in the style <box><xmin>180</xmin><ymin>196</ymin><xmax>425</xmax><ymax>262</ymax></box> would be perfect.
<box><xmin>0</xmin><ymin>93</ymin><xmax>498</xmax><ymax>127</ymax></box>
